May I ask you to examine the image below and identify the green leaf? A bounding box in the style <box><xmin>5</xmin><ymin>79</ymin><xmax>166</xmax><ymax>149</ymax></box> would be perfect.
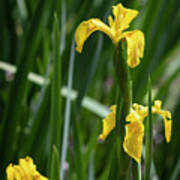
<box><xmin>50</xmin><ymin>145</ymin><xmax>60</xmax><ymax>180</ymax></box>
<box><xmin>132</xmin><ymin>160</ymin><xmax>142</xmax><ymax>180</ymax></box>
<box><xmin>47</xmin><ymin>13</ymin><xmax>62</xmax><ymax>176</ymax></box>
<box><xmin>49</xmin><ymin>12</ymin><xmax>62</xmax><ymax>153</ymax></box>
<box><xmin>0</xmin><ymin>0</ymin><xmax>57</xmax><ymax>169</ymax></box>
<box><xmin>113</xmin><ymin>40</ymin><xmax>131</xmax><ymax>179</ymax></box>
<box><xmin>144</xmin><ymin>76</ymin><xmax>153</xmax><ymax>180</ymax></box>
<box><xmin>60</xmin><ymin>39</ymin><xmax>80</xmax><ymax>180</ymax></box>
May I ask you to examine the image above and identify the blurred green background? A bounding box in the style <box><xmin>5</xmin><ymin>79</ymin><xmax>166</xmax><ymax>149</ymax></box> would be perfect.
<box><xmin>0</xmin><ymin>0</ymin><xmax>180</xmax><ymax>179</ymax></box>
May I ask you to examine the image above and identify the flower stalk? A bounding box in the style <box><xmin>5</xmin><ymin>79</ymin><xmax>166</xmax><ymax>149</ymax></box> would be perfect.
<box><xmin>113</xmin><ymin>40</ymin><xmax>131</xmax><ymax>178</ymax></box>
<box><xmin>144</xmin><ymin>76</ymin><xmax>153</xmax><ymax>180</ymax></box>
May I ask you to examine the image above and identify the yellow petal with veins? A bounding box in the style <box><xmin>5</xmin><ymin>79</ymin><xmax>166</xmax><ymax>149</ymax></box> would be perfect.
<box><xmin>75</xmin><ymin>18</ymin><xmax>112</xmax><ymax>53</ymax></box>
<box><xmin>6</xmin><ymin>156</ymin><xmax>48</xmax><ymax>180</ymax></box>
<box><xmin>123</xmin><ymin>121</ymin><xmax>144</xmax><ymax>163</ymax></box>
<box><xmin>111</xmin><ymin>3</ymin><xmax>138</xmax><ymax>32</ymax></box>
<box><xmin>123</xmin><ymin>30</ymin><xmax>145</xmax><ymax>68</ymax></box>
<box><xmin>98</xmin><ymin>105</ymin><xmax>116</xmax><ymax>141</ymax></box>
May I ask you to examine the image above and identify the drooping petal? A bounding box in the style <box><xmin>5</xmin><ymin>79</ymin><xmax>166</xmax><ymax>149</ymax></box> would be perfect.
<box><xmin>152</xmin><ymin>100</ymin><xmax>172</xmax><ymax>143</ymax></box>
<box><xmin>112</xmin><ymin>3</ymin><xmax>138</xmax><ymax>32</ymax></box>
<box><xmin>98</xmin><ymin>106</ymin><xmax>116</xmax><ymax>141</ymax></box>
<box><xmin>164</xmin><ymin>119</ymin><xmax>172</xmax><ymax>143</ymax></box>
<box><xmin>75</xmin><ymin>18</ymin><xmax>112</xmax><ymax>53</ymax></box>
<box><xmin>123</xmin><ymin>30</ymin><xmax>145</xmax><ymax>68</ymax></box>
<box><xmin>123</xmin><ymin>121</ymin><xmax>144</xmax><ymax>163</ymax></box>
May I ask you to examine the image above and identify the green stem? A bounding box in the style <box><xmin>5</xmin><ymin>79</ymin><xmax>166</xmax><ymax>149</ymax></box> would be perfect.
<box><xmin>50</xmin><ymin>145</ymin><xmax>60</xmax><ymax>180</ymax></box>
<box><xmin>132</xmin><ymin>160</ymin><xmax>142</xmax><ymax>180</ymax></box>
<box><xmin>144</xmin><ymin>76</ymin><xmax>153</xmax><ymax>180</ymax></box>
<box><xmin>113</xmin><ymin>40</ymin><xmax>131</xmax><ymax>179</ymax></box>
<box><xmin>48</xmin><ymin>14</ymin><xmax>61</xmax><ymax>175</ymax></box>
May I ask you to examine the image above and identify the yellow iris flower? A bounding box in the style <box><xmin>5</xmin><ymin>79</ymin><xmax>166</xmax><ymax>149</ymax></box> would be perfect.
<box><xmin>75</xmin><ymin>3</ymin><xmax>145</xmax><ymax>68</ymax></box>
<box><xmin>99</xmin><ymin>100</ymin><xmax>172</xmax><ymax>163</ymax></box>
<box><xmin>6</xmin><ymin>156</ymin><xmax>48</xmax><ymax>180</ymax></box>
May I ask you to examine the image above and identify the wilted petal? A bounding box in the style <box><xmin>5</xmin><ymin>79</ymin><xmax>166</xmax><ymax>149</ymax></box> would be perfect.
<box><xmin>75</xmin><ymin>18</ymin><xmax>112</xmax><ymax>53</ymax></box>
<box><xmin>98</xmin><ymin>106</ymin><xmax>116</xmax><ymax>141</ymax></box>
<box><xmin>123</xmin><ymin>121</ymin><xmax>144</xmax><ymax>163</ymax></box>
<box><xmin>123</xmin><ymin>30</ymin><xmax>145</xmax><ymax>68</ymax></box>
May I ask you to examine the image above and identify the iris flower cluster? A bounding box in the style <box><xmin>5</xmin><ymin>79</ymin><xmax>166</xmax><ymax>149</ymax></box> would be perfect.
<box><xmin>98</xmin><ymin>100</ymin><xmax>172</xmax><ymax>162</ymax></box>
<box><xmin>75</xmin><ymin>3</ymin><xmax>172</xmax><ymax>163</ymax></box>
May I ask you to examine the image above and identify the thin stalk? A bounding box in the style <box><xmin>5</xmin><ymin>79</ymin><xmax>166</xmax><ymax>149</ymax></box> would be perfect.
<box><xmin>49</xmin><ymin>13</ymin><xmax>61</xmax><ymax>152</ymax></box>
<box><xmin>60</xmin><ymin>39</ymin><xmax>75</xmax><ymax>180</ymax></box>
<box><xmin>144</xmin><ymin>76</ymin><xmax>153</xmax><ymax>180</ymax></box>
<box><xmin>48</xmin><ymin>13</ymin><xmax>61</xmax><ymax>176</ymax></box>
<box><xmin>72</xmin><ymin>106</ymin><xmax>86</xmax><ymax>180</ymax></box>
<box><xmin>108</xmin><ymin>86</ymin><xmax>122</xmax><ymax>179</ymax></box>
<box><xmin>132</xmin><ymin>160</ymin><xmax>142</xmax><ymax>180</ymax></box>
<box><xmin>113</xmin><ymin>40</ymin><xmax>131</xmax><ymax>179</ymax></box>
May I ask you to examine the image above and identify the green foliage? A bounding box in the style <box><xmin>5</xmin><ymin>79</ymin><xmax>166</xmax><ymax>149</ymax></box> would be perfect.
<box><xmin>0</xmin><ymin>0</ymin><xmax>179</xmax><ymax>179</ymax></box>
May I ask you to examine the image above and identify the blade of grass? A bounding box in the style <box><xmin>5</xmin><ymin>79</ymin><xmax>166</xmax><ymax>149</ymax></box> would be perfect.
<box><xmin>18</xmin><ymin>84</ymin><xmax>51</xmax><ymax>157</ymax></box>
<box><xmin>154</xmin><ymin>68</ymin><xmax>180</xmax><ymax>100</ymax></box>
<box><xmin>113</xmin><ymin>40</ymin><xmax>131</xmax><ymax>179</ymax></box>
<box><xmin>0</xmin><ymin>0</ymin><xmax>56</xmax><ymax>168</ymax></box>
<box><xmin>0</xmin><ymin>61</ymin><xmax>110</xmax><ymax>118</ymax></box>
<box><xmin>50</xmin><ymin>145</ymin><xmax>60</xmax><ymax>180</ymax></box>
<box><xmin>108</xmin><ymin>86</ymin><xmax>123</xmax><ymax>180</ymax></box>
<box><xmin>60</xmin><ymin>0</ymin><xmax>66</xmax><ymax>54</ymax></box>
<box><xmin>170</xmin><ymin>158</ymin><xmax>180</xmax><ymax>180</ymax></box>
<box><xmin>60</xmin><ymin>38</ymin><xmax>75</xmax><ymax>180</ymax></box>
<box><xmin>132</xmin><ymin>160</ymin><xmax>142</xmax><ymax>180</ymax></box>
<box><xmin>88</xmin><ymin>151</ymin><xmax>95</xmax><ymax>180</ymax></box>
<box><xmin>49</xmin><ymin>12</ymin><xmax>62</xmax><ymax>156</ymax></box>
<box><xmin>144</xmin><ymin>76</ymin><xmax>153</xmax><ymax>180</ymax></box>
<box><xmin>76</xmin><ymin>33</ymin><xmax>103</xmax><ymax>106</ymax></box>
<box><xmin>48</xmin><ymin>13</ymin><xmax>62</xmax><ymax>175</ymax></box>
<box><xmin>71</xmin><ymin>103</ymin><xmax>86</xmax><ymax>180</ymax></box>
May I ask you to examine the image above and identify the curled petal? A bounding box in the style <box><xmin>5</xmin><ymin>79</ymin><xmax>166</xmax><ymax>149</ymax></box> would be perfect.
<box><xmin>98</xmin><ymin>107</ymin><xmax>116</xmax><ymax>141</ymax></box>
<box><xmin>123</xmin><ymin>30</ymin><xmax>145</xmax><ymax>68</ymax></box>
<box><xmin>123</xmin><ymin>121</ymin><xmax>144</xmax><ymax>163</ymax></box>
<box><xmin>75</xmin><ymin>18</ymin><xmax>112</xmax><ymax>53</ymax></box>
<box><xmin>112</xmin><ymin>3</ymin><xmax>138</xmax><ymax>32</ymax></box>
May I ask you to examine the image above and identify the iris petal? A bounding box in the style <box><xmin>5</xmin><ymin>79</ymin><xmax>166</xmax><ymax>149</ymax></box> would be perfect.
<box><xmin>123</xmin><ymin>121</ymin><xmax>144</xmax><ymax>163</ymax></box>
<box><xmin>6</xmin><ymin>157</ymin><xmax>48</xmax><ymax>180</ymax></box>
<box><xmin>112</xmin><ymin>3</ymin><xmax>138</xmax><ymax>32</ymax></box>
<box><xmin>123</xmin><ymin>30</ymin><xmax>145</xmax><ymax>68</ymax></box>
<box><xmin>98</xmin><ymin>106</ymin><xmax>116</xmax><ymax>141</ymax></box>
<box><xmin>75</xmin><ymin>18</ymin><xmax>112</xmax><ymax>53</ymax></box>
<box><xmin>152</xmin><ymin>100</ymin><xmax>172</xmax><ymax>143</ymax></box>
